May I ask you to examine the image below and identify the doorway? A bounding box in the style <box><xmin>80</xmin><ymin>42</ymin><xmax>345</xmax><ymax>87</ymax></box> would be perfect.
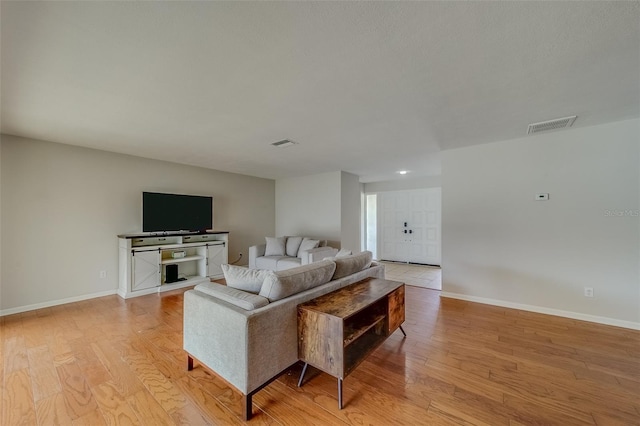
<box><xmin>365</xmin><ymin>188</ymin><xmax>441</xmax><ymax>266</ymax></box>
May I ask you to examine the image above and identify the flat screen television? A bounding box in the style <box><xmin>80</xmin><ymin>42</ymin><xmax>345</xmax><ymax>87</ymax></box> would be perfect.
<box><xmin>142</xmin><ymin>192</ymin><xmax>213</xmax><ymax>232</ymax></box>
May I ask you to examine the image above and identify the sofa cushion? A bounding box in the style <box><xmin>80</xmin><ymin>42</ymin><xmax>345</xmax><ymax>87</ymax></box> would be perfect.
<box><xmin>221</xmin><ymin>264</ymin><xmax>271</xmax><ymax>294</ymax></box>
<box><xmin>255</xmin><ymin>256</ymin><xmax>286</xmax><ymax>270</ymax></box>
<box><xmin>297</xmin><ymin>238</ymin><xmax>320</xmax><ymax>258</ymax></box>
<box><xmin>285</xmin><ymin>236</ymin><xmax>303</xmax><ymax>257</ymax></box>
<box><xmin>332</xmin><ymin>251</ymin><xmax>373</xmax><ymax>280</ymax></box>
<box><xmin>277</xmin><ymin>257</ymin><xmax>302</xmax><ymax>270</ymax></box>
<box><xmin>194</xmin><ymin>282</ymin><xmax>269</xmax><ymax>310</ymax></box>
<box><xmin>265</xmin><ymin>237</ymin><xmax>286</xmax><ymax>256</ymax></box>
<box><xmin>259</xmin><ymin>260</ymin><xmax>336</xmax><ymax>302</ymax></box>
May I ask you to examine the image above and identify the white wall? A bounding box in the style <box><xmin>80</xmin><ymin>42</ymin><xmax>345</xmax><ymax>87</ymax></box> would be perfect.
<box><xmin>275</xmin><ymin>171</ymin><xmax>363</xmax><ymax>249</ymax></box>
<box><xmin>442</xmin><ymin>119</ymin><xmax>640</xmax><ymax>328</ymax></box>
<box><xmin>340</xmin><ymin>171</ymin><xmax>361</xmax><ymax>251</ymax></box>
<box><xmin>1</xmin><ymin>135</ymin><xmax>275</xmax><ymax>312</ymax></box>
<box><xmin>275</xmin><ymin>171</ymin><xmax>342</xmax><ymax>246</ymax></box>
<box><xmin>363</xmin><ymin>175</ymin><xmax>441</xmax><ymax>193</ymax></box>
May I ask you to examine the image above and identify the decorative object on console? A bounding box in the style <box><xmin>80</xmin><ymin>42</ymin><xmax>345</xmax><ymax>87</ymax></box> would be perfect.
<box><xmin>171</xmin><ymin>250</ymin><xmax>186</xmax><ymax>259</ymax></box>
<box><xmin>165</xmin><ymin>264</ymin><xmax>179</xmax><ymax>283</ymax></box>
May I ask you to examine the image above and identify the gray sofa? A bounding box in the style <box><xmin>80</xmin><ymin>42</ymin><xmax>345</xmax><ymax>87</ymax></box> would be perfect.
<box><xmin>248</xmin><ymin>236</ymin><xmax>338</xmax><ymax>271</ymax></box>
<box><xmin>183</xmin><ymin>251</ymin><xmax>383</xmax><ymax>420</ymax></box>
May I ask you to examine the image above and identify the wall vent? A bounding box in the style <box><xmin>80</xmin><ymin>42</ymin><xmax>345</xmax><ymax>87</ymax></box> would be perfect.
<box><xmin>271</xmin><ymin>139</ymin><xmax>297</xmax><ymax>148</ymax></box>
<box><xmin>527</xmin><ymin>116</ymin><xmax>577</xmax><ymax>134</ymax></box>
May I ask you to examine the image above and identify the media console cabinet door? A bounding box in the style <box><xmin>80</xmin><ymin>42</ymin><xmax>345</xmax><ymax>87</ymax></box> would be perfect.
<box><xmin>132</xmin><ymin>250</ymin><xmax>160</xmax><ymax>291</ymax></box>
<box><xmin>207</xmin><ymin>244</ymin><xmax>228</xmax><ymax>277</ymax></box>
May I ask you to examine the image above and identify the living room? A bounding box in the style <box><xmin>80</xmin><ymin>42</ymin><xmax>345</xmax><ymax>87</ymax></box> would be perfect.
<box><xmin>1</xmin><ymin>1</ymin><xmax>639</xmax><ymax>425</ymax></box>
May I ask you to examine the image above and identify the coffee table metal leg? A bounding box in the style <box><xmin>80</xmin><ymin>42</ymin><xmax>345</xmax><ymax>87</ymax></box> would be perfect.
<box><xmin>298</xmin><ymin>363</ymin><xmax>308</xmax><ymax>387</ymax></box>
<box><xmin>400</xmin><ymin>325</ymin><xmax>407</xmax><ymax>337</ymax></box>
<box><xmin>338</xmin><ymin>378</ymin><xmax>343</xmax><ymax>409</ymax></box>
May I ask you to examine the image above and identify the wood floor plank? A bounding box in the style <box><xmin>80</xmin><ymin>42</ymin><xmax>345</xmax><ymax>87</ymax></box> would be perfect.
<box><xmin>126</xmin><ymin>388</ymin><xmax>176</xmax><ymax>426</ymax></box>
<box><xmin>421</xmin><ymin>359</ymin><xmax>505</xmax><ymax>403</ymax></box>
<box><xmin>70</xmin><ymin>408</ymin><xmax>107</xmax><ymax>426</ymax></box>
<box><xmin>121</xmin><ymin>347</ymin><xmax>189</xmax><ymax>414</ymax></box>
<box><xmin>27</xmin><ymin>344</ymin><xmax>62</xmax><ymax>401</ymax></box>
<box><xmin>2</xmin><ymin>368</ymin><xmax>37</xmax><ymax>426</ymax></box>
<box><xmin>68</xmin><ymin>339</ymin><xmax>112</xmax><ymax>388</ymax></box>
<box><xmin>168</xmin><ymin>400</ymin><xmax>212</xmax><ymax>426</ymax></box>
<box><xmin>56</xmin><ymin>361</ymin><xmax>99</xmax><ymax>419</ymax></box>
<box><xmin>173</xmin><ymin>375</ymin><xmax>245</xmax><ymax>425</ymax></box>
<box><xmin>3</xmin><ymin>336</ymin><xmax>29</xmax><ymax>374</ymax></box>
<box><xmin>90</xmin><ymin>340</ymin><xmax>144</xmax><ymax>398</ymax></box>
<box><xmin>35</xmin><ymin>392</ymin><xmax>75</xmax><ymax>425</ymax></box>
<box><xmin>91</xmin><ymin>381</ymin><xmax>141</xmax><ymax>425</ymax></box>
<box><xmin>501</xmin><ymin>393</ymin><xmax>595</xmax><ymax>425</ymax></box>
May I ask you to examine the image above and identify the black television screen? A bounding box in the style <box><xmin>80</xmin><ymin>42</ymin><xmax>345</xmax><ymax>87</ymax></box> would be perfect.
<box><xmin>143</xmin><ymin>192</ymin><xmax>213</xmax><ymax>232</ymax></box>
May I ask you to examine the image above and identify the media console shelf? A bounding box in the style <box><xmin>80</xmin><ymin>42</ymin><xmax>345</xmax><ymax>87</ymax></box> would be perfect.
<box><xmin>118</xmin><ymin>230</ymin><xmax>229</xmax><ymax>299</ymax></box>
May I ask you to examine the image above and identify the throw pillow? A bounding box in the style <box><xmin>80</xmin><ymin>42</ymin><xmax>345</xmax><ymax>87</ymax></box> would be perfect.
<box><xmin>336</xmin><ymin>248</ymin><xmax>352</xmax><ymax>258</ymax></box>
<box><xmin>285</xmin><ymin>236</ymin><xmax>303</xmax><ymax>257</ymax></box>
<box><xmin>259</xmin><ymin>260</ymin><xmax>336</xmax><ymax>301</ymax></box>
<box><xmin>221</xmin><ymin>264</ymin><xmax>271</xmax><ymax>294</ymax></box>
<box><xmin>297</xmin><ymin>238</ymin><xmax>320</xmax><ymax>258</ymax></box>
<box><xmin>264</xmin><ymin>236</ymin><xmax>286</xmax><ymax>256</ymax></box>
<box><xmin>332</xmin><ymin>251</ymin><xmax>373</xmax><ymax>280</ymax></box>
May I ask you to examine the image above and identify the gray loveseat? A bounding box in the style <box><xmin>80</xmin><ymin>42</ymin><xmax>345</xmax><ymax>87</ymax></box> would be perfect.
<box><xmin>249</xmin><ymin>236</ymin><xmax>338</xmax><ymax>271</ymax></box>
<box><xmin>183</xmin><ymin>251</ymin><xmax>383</xmax><ymax>420</ymax></box>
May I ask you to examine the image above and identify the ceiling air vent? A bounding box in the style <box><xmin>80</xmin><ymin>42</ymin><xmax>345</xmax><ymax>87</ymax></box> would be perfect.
<box><xmin>271</xmin><ymin>139</ymin><xmax>297</xmax><ymax>148</ymax></box>
<box><xmin>527</xmin><ymin>116</ymin><xmax>577</xmax><ymax>135</ymax></box>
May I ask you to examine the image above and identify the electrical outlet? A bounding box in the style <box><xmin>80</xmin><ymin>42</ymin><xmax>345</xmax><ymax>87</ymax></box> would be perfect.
<box><xmin>99</xmin><ymin>270</ymin><xmax>107</xmax><ymax>279</ymax></box>
<box><xmin>584</xmin><ymin>287</ymin><xmax>594</xmax><ymax>298</ymax></box>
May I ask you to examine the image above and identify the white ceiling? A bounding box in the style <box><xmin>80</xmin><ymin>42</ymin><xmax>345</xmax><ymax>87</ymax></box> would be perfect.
<box><xmin>1</xmin><ymin>1</ymin><xmax>639</xmax><ymax>182</ymax></box>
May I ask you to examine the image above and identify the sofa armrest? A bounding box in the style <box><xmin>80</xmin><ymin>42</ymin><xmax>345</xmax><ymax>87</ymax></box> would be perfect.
<box><xmin>300</xmin><ymin>246</ymin><xmax>339</xmax><ymax>265</ymax></box>
<box><xmin>248</xmin><ymin>244</ymin><xmax>266</xmax><ymax>269</ymax></box>
<box><xmin>184</xmin><ymin>289</ymin><xmax>251</xmax><ymax>393</ymax></box>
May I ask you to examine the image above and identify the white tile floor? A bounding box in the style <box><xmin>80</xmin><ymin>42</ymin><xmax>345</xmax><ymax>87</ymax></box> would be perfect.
<box><xmin>380</xmin><ymin>261</ymin><xmax>441</xmax><ymax>290</ymax></box>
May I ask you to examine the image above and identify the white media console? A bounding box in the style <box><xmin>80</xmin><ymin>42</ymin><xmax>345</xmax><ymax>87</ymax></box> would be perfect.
<box><xmin>118</xmin><ymin>230</ymin><xmax>229</xmax><ymax>299</ymax></box>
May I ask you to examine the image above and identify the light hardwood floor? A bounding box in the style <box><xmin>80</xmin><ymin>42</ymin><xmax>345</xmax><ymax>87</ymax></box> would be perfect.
<box><xmin>2</xmin><ymin>284</ymin><xmax>639</xmax><ymax>425</ymax></box>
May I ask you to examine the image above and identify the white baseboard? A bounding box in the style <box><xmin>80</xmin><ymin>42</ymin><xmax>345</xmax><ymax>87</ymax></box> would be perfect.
<box><xmin>0</xmin><ymin>289</ymin><xmax>118</xmax><ymax>317</ymax></box>
<box><xmin>440</xmin><ymin>291</ymin><xmax>640</xmax><ymax>331</ymax></box>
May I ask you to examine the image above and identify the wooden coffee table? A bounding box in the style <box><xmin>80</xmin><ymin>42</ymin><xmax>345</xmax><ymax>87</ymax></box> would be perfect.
<box><xmin>297</xmin><ymin>278</ymin><xmax>406</xmax><ymax>409</ymax></box>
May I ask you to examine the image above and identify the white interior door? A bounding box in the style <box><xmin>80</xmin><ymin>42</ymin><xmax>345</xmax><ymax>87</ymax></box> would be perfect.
<box><xmin>378</xmin><ymin>188</ymin><xmax>441</xmax><ymax>265</ymax></box>
<box><xmin>380</xmin><ymin>191</ymin><xmax>409</xmax><ymax>262</ymax></box>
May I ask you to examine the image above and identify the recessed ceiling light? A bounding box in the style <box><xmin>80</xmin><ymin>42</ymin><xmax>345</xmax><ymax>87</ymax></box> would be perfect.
<box><xmin>397</xmin><ymin>170</ymin><xmax>409</xmax><ymax>175</ymax></box>
<box><xmin>271</xmin><ymin>139</ymin><xmax>298</xmax><ymax>148</ymax></box>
